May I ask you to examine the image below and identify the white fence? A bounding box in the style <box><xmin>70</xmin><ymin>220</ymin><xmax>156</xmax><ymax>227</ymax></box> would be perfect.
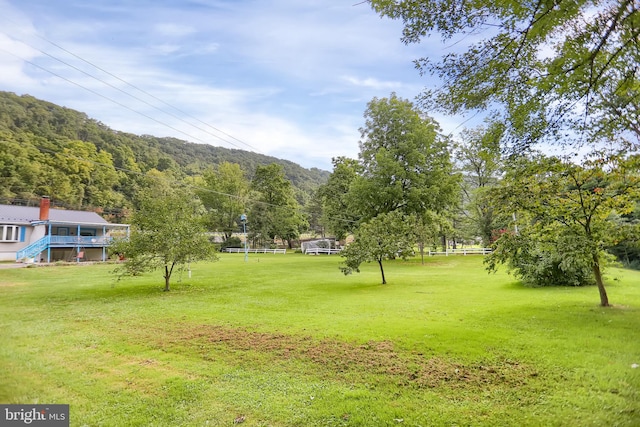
<box><xmin>428</xmin><ymin>248</ymin><xmax>492</xmax><ymax>256</ymax></box>
<box><xmin>304</xmin><ymin>248</ymin><xmax>342</xmax><ymax>255</ymax></box>
<box><xmin>224</xmin><ymin>248</ymin><xmax>287</xmax><ymax>254</ymax></box>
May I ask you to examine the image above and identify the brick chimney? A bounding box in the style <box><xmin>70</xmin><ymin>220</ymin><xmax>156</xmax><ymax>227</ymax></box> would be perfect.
<box><xmin>39</xmin><ymin>196</ymin><xmax>50</xmax><ymax>221</ymax></box>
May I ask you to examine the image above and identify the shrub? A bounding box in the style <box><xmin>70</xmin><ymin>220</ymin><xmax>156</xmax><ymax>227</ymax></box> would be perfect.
<box><xmin>486</xmin><ymin>231</ymin><xmax>595</xmax><ymax>287</ymax></box>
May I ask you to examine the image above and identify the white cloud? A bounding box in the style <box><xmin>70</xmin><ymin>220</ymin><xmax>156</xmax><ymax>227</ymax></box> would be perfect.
<box><xmin>0</xmin><ymin>0</ymin><xmax>453</xmax><ymax>170</ymax></box>
<box><xmin>150</xmin><ymin>44</ymin><xmax>183</xmax><ymax>56</ymax></box>
<box><xmin>154</xmin><ymin>23</ymin><xmax>197</xmax><ymax>38</ymax></box>
<box><xmin>341</xmin><ymin>75</ymin><xmax>403</xmax><ymax>91</ymax></box>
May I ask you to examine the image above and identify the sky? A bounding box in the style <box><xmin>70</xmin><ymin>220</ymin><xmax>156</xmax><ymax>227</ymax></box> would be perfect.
<box><xmin>0</xmin><ymin>0</ymin><xmax>464</xmax><ymax>171</ymax></box>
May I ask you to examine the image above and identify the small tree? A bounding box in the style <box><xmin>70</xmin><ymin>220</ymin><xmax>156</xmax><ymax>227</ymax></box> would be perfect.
<box><xmin>486</xmin><ymin>150</ymin><xmax>640</xmax><ymax>306</ymax></box>
<box><xmin>112</xmin><ymin>176</ymin><xmax>217</xmax><ymax>291</ymax></box>
<box><xmin>340</xmin><ymin>211</ymin><xmax>416</xmax><ymax>284</ymax></box>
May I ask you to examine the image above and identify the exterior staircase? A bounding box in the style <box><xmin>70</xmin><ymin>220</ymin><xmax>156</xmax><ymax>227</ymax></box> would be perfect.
<box><xmin>16</xmin><ymin>236</ymin><xmax>51</xmax><ymax>261</ymax></box>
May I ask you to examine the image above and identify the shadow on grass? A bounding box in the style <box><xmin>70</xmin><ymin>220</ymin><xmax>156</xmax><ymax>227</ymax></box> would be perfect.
<box><xmin>329</xmin><ymin>280</ymin><xmax>389</xmax><ymax>293</ymax></box>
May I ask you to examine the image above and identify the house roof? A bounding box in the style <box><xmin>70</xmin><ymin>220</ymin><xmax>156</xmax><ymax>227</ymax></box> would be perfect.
<box><xmin>0</xmin><ymin>204</ymin><xmax>113</xmax><ymax>225</ymax></box>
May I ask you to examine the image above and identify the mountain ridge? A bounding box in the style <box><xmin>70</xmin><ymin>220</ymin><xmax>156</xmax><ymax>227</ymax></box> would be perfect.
<box><xmin>0</xmin><ymin>91</ymin><xmax>329</xmax><ymax>213</ymax></box>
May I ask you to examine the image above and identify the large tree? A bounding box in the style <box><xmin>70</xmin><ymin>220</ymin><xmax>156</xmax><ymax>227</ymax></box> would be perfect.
<box><xmin>112</xmin><ymin>173</ymin><xmax>217</xmax><ymax>291</ymax></box>
<box><xmin>197</xmin><ymin>162</ymin><xmax>249</xmax><ymax>242</ymax></box>
<box><xmin>454</xmin><ymin>122</ymin><xmax>506</xmax><ymax>246</ymax></box>
<box><xmin>351</xmin><ymin>93</ymin><xmax>459</xmax><ymax>221</ymax></box>
<box><xmin>333</xmin><ymin>94</ymin><xmax>460</xmax><ymax>275</ymax></box>
<box><xmin>346</xmin><ymin>94</ymin><xmax>460</xmax><ymax>255</ymax></box>
<box><xmin>317</xmin><ymin>156</ymin><xmax>362</xmax><ymax>241</ymax></box>
<box><xmin>486</xmin><ymin>150</ymin><xmax>640</xmax><ymax>306</ymax></box>
<box><xmin>249</xmin><ymin>163</ymin><xmax>307</xmax><ymax>248</ymax></box>
<box><xmin>369</xmin><ymin>0</ymin><xmax>640</xmax><ymax>148</ymax></box>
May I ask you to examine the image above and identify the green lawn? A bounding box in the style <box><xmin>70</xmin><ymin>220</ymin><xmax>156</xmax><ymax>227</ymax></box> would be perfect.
<box><xmin>1</xmin><ymin>254</ymin><xmax>639</xmax><ymax>426</ymax></box>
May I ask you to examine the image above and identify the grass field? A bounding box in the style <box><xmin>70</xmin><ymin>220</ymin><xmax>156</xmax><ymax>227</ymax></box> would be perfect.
<box><xmin>1</xmin><ymin>254</ymin><xmax>639</xmax><ymax>426</ymax></box>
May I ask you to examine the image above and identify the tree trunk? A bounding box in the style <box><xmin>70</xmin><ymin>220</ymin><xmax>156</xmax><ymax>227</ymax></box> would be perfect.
<box><xmin>419</xmin><ymin>242</ymin><xmax>425</xmax><ymax>265</ymax></box>
<box><xmin>592</xmin><ymin>252</ymin><xmax>609</xmax><ymax>307</ymax></box>
<box><xmin>163</xmin><ymin>263</ymin><xmax>174</xmax><ymax>292</ymax></box>
<box><xmin>163</xmin><ymin>271</ymin><xmax>171</xmax><ymax>291</ymax></box>
<box><xmin>378</xmin><ymin>259</ymin><xmax>387</xmax><ymax>284</ymax></box>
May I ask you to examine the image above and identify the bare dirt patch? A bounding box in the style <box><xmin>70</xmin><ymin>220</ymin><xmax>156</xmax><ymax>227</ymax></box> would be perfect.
<box><xmin>162</xmin><ymin>324</ymin><xmax>539</xmax><ymax>389</ymax></box>
<box><xmin>0</xmin><ymin>281</ymin><xmax>27</xmax><ymax>287</ymax></box>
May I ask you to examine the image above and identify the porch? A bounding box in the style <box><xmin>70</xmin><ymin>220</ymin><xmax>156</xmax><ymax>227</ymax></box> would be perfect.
<box><xmin>16</xmin><ymin>221</ymin><xmax>129</xmax><ymax>263</ymax></box>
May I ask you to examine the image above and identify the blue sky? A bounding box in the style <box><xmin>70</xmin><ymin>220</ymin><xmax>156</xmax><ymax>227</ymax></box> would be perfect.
<box><xmin>0</xmin><ymin>0</ymin><xmax>463</xmax><ymax>170</ymax></box>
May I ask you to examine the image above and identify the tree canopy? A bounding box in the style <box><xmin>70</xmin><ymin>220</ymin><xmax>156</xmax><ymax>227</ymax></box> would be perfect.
<box><xmin>340</xmin><ymin>210</ymin><xmax>417</xmax><ymax>284</ymax></box>
<box><xmin>369</xmin><ymin>0</ymin><xmax>640</xmax><ymax>149</ymax></box>
<box><xmin>197</xmin><ymin>162</ymin><xmax>249</xmax><ymax>241</ymax></box>
<box><xmin>249</xmin><ymin>163</ymin><xmax>308</xmax><ymax>248</ymax></box>
<box><xmin>351</xmin><ymin>93</ymin><xmax>459</xmax><ymax>221</ymax></box>
<box><xmin>454</xmin><ymin>122</ymin><xmax>506</xmax><ymax>246</ymax></box>
<box><xmin>317</xmin><ymin>157</ymin><xmax>361</xmax><ymax>241</ymax></box>
<box><xmin>0</xmin><ymin>91</ymin><xmax>328</xmax><ymax>212</ymax></box>
<box><xmin>486</xmin><ymin>150</ymin><xmax>640</xmax><ymax>306</ymax></box>
<box><xmin>111</xmin><ymin>174</ymin><xmax>218</xmax><ymax>291</ymax></box>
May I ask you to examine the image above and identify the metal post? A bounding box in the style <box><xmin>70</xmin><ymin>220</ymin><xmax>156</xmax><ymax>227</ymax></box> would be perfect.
<box><xmin>77</xmin><ymin>224</ymin><xmax>81</xmax><ymax>263</ymax></box>
<box><xmin>47</xmin><ymin>223</ymin><xmax>52</xmax><ymax>263</ymax></box>
<box><xmin>241</xmin><ymin>214</ymin><xmax>248</xmax><ymax>262</ymax></box>
<box><xmin>102</xmin><ymin>225</ymin><xmax>106</xmax><ymax>262</ymax></box>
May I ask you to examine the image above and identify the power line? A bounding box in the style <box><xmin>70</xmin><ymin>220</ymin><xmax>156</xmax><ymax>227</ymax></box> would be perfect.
<box><xmin>0</xmin><ymin>47</ymin><xmax>241</xmax><ymax>150</ymax></box>
<box><xmin>0</xmin><ymin>46</ymin><xmax>346</xmax><ymax>223</ymax></box>
<box><xmin>0</xmin><ymin>20</ymin><xmax>357</xmax><ymax>227</ymax></box>
<box><xmin>15</xmin><ymin>39</ymin><xmax>253</xmax><ymax>151</ymax></box>
<box><xmin>0</xmin><ymin>19</ymin><xmax>262</xmax><ymax>153</ymax></box>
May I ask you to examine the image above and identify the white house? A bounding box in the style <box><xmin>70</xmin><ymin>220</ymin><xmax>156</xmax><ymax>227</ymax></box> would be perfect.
<box><xmin>0</xmin><ymin>197</ymin><xmax>129</xmax><ymax>263</ymax></box>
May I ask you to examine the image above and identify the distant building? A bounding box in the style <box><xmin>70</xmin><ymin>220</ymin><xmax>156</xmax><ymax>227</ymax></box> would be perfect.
<box><xmin>0</xmin><ymin>197</ymin><xmax>129</xmax><ymax>263</ymax></box>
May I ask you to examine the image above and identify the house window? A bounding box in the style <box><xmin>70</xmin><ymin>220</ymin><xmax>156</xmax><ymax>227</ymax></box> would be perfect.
<box><xmin>0</xmin><ymin>225</ymin><xmax>21</xmax><ymax>242</ymax></box>
<box><xmin>79</xmin><ymin>228</ymin><xmax>96</xmax><ymax>237</ymax></box>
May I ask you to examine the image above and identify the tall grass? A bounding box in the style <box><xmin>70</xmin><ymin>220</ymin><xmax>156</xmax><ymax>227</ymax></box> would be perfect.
<box><xmin>1</xmin><ymin>254</ymin><xmax>638</xmax><ymax>426</ymax></box>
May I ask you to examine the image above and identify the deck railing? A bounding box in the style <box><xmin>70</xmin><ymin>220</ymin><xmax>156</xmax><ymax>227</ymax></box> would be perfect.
<box><xmin>49</xmin><ymin>236</ymin><xmax>112</xmax><ymax>247</ymax></box>
<box><xmin>16</xmin><ymin>235</ymin><xmax>114</xmax><ymax>261</ymax></box>
<box><xmin>16</xmin><ymin>236</ymin><xmax>51</xmax><ymax>261</ymax></box>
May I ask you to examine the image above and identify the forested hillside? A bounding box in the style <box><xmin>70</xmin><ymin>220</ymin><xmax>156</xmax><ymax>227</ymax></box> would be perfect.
<box><xmin>0</xmin><ymin>91</ymin><xmax>329</xmax><ymax>217</ymax></box>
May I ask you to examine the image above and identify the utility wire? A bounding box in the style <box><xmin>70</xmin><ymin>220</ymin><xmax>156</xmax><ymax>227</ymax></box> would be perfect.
<box><xmin>0</xmin><ymin>47</ymin><xmax>241</xmax><ymax>150</ymax></box>
<box><xmin>0</xmin><ymin>20</ymin><xmax>356</xmax><ymax>226</ymax></box>
<box><xmin>0</xmin><ymin>18</ymin><xmax>262</xmax><ymax>153</ymax></box>
<box><xmin>0</xmin><ymin>47</ymin><xmax>350</xmax><ymax>223</ymax></box>
<box><xmin>37</xmin><ymin>36</ymin><xmax>261</xmax><ymax>152</ymax></box>
<box><xmin>15</xmin><ymin>39</ymin><xmax>253</xmax><ymax>151</ymax></box>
